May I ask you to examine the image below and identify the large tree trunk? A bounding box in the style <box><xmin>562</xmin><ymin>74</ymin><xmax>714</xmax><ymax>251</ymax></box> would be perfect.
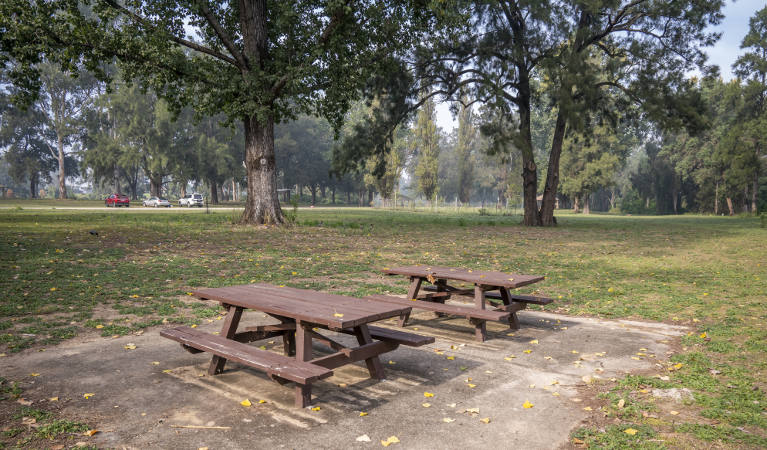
<box><xmin>752</xmin><ymin>171</ymin><xmax>759</xmax><ymax>214</ymax></box>
<box><xmin>573</xmin><ymin>195</ymin><xmax>580</xmax><ymax>213</ymax></box>
<box><xmin>240</xmin><ymin>115</ymin><xmax>284</xmax><ymax>224</ymax></box>
<box><xmin>210</xmin><ymin>180</ymin><xmax>219</xmax><ymax>204</ymax></box>
<box><xmin>57</xmin><ymin>134</ymin><xmax>67</xmax><ymax>199</ymax></box>
<box><xmin>29</xmin><ymin>173</ymin><xmax>37</xmax><ymax>199</ymax></box>
<box><xmin>180</xmin><ymin>183</ymin><xmax>187</xmax><ymax>198</ymax></box>
<box><xmin>310</xmin><ymin>184</ymin><xmax>316</xmax><ymax>205</ymax></box>
<box><xmin>726</xmin><ymin>197</ymin><xmax>734</xmax><ymax>216</ymax></box>
<box><xmin>539</xmin><ymin>111</ymin><xmax>567</xmax><ymax>225</ymax></box>
<box><xmin>149</xmin><ymin>177</ymin><xmax>162</xmax><ymax>197</ymax></box>
<box><xmin>583</xmin><ymin>194</ymin><xmax>590</xmax><ymax>214</ymax></box>
<box><xmin>518</xmin><ymin>96</ymin><xmax>539</xmax><ymax>226</ymax></box>
<box><xmin>714</xmin><ymin>179</ymin><xmax>719</xmax><ymax>215</ymax></box>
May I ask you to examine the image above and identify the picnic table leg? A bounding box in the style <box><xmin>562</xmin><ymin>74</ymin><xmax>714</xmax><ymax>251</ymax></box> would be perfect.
<box><xmin>208</xmin><ymin>305</ymin><xmax>243</xmax><ymax>375</ymax></box>
<box><xmin>499</xmin><ymin>287</ymin><xmax>520</xmax><ymax>330</ymax></box>
<box><xmin>283</xmin><ymin>328</ymin><xmax>296</xmax><ymax>356</ymax></box>
<box><xmin>399</xmin><ymin>277</ymin><xmax>422</xmax><ymax>326</ymax></box>
<box><xmin>473</xmin><ymin>285</ymin><xmax>487</xmax><ymax>342</ymax></box>
<box><xmin>295</xmin><ymin>321</ymin><xmax>313</xmax><ymax>362</ymax></box>
<box><xmin>294</xmin><ymin>321</ymin><xmax>314</xmax><ymax>407</ymax></box>
<box><xmin>354</xmin><ymin>324</ymin><xmax>385</xmax><ymax>380</ymax></box>
<box><xmin>434</xmin><ymin>279</ymin><xmax>447</xmax><ymax>317</ymax></box>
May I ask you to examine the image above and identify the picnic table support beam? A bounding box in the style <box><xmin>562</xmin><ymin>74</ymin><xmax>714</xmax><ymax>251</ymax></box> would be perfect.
<box><xmin>434</xmin><ymin>279</ymin><xmax>447</xmax><ymax>317</ymax></box>
<box><xmin>354</xmin><ymin>325</ymin><xmax>385</xmax><ymax>380</ymax></box>
<box><xmin>296</xmin><ymin>321</ymin><xmax>313</xmax><ymax>362</ymax></box>
<box><xmin>208</xmin><ymin>305</ymin><xmax>243</xmax><ymax>375</ymax></box>
<box><xmin>399</xmin><ymin>276</ymin><xmax>422</xmax><ymax>326</ymax></box>
<box><xmin>295</xmin><ymin>384</ymin><xmax>312</xmax><ymax>409</ymax></box>
<box><xmin>499</xmin><ymin>287</ymin><xmax>520</xmax><ymax>330</ymax></box>
<box><xmin>473</xmin><ymin>285</ymin><xmax>487</xmax><ymax>342</ymax></box>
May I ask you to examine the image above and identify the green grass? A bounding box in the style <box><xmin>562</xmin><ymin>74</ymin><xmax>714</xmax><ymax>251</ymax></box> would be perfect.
<box><xmin>1</xmin><ymin>205</ymin><xmax>766</xmax><ymax>447</ymax></box>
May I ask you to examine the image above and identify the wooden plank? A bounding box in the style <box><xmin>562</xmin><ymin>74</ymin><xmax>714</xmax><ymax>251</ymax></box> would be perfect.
<box><xmin>365</xmin><ymin>295</ymin><xmax>510</xmax><ymax>321</ymax></box>
<box><xmin>160</xmin><ymin>327</ymin><xmax>332</xmax><ymax>384</ymax></box>
<box><xmin>310</xmin><ymin>341</ymin><xmax>398</xmax><ymax>370</ymax></box>
<box><xmin>484</xmin><ymin>292</ymin><xmax>554</xmax><ymax>305</ymax></box>
<box><xmin>359</xmin><ymin>325</ymin><xmax>434</xmax><ymax>347</ymax></box>
<box><xmin>193</xmin><ymin>284</ymin><xmax>409</xmax><ymax>329</ymax></box>
<box><xmin>209</xmin><ymin>305</ymin><xmax>243</xmax><ymax>375</ymax></box>
<box><xmin>383</xmin><ymin>265</ymin><xmax>545</xmax><ymax>289</ymax></box>
<box><xmin>354</xmin><ymin>325</ymin><xmax>385</xmax><ymax>380</ymax></box>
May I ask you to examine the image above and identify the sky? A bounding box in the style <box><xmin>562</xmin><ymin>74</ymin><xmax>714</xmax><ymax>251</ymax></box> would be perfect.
<box><xmin>434</xmin><ymin>0</ymin><xmax>766</xmax><ymax>130</ymax></box>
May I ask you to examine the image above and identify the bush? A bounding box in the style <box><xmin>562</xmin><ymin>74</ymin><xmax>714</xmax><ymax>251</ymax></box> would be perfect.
<box><xmin>620</xmin><ymin>189</ymin><xmax>655</xmax><ymax>215</ymax></box>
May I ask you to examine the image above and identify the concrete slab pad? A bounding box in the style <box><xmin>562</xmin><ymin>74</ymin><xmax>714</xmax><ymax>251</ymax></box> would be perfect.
<box><xmin>1</xmin><ymin>311</ymin><xmax>687</xmax><ymax>449</ymax></box>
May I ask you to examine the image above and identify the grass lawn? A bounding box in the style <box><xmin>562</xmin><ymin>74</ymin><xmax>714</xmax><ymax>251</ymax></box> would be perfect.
<box><xmin>1</xmin><ymin>205</ymin><xmax>765</xmax><ymax>447</ymax></box>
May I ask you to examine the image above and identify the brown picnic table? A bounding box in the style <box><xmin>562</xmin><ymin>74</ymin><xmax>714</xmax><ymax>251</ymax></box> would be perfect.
<box><xmin>367</xmin><ymin>265</ymin><xmax>552</xmax><ymax>342</ymax></box>
<box><xmin>161</xmin><ymin>283</ymin><xmax>433</xmax><ymax>408</ymax></box>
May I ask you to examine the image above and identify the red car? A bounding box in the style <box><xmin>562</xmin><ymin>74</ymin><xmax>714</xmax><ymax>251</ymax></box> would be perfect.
<box><xmin>105</xmin><ymin>193</ymin><xmax>130</xmax><ymax>207</ymax></box>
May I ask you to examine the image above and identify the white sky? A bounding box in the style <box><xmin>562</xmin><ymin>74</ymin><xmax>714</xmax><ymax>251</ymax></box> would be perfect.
<box><xmin>434</xmin><ymin>0</ymin><xmax>766</xmax><ymax>131</ymax></box>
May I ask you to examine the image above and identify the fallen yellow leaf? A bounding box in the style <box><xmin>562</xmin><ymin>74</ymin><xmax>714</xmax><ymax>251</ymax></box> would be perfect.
<box><xmin>241</xmin><ymin>399</ymin><xmax>252</xmax><ymax>407</ymax></box>
<box><xmin>522</xmin><ymin>401</ymin><xmax>534</xmax><ymax>409</ymax></box>
<box><xmin>423</xmin><ymin>392</ymin><xmax>434</xmax><ymax>398</ymax></box>
<box><xmin>388</xmin><ymin>360</ymin><xmax>396</xmax><ymax>365</ymax></box>
<box><xmin>523</xmin><ymin>349</ymin><xmax>532</xmax><ymax>354</ymax></box>
<box><xmin>670</xmin><ymin>410</ymin><xmax>679</xmax><ymax>415</ymax></box>
<box><xmin>29</xmin><ymin>373</ymin><xmax>40</xmax><ymax>377</ymax></box>
<box><xmin>442</xmin><ymin>417</ymin><xmax>455</xmax><ymax>423</ymax></box>
<box><xmin>422</xmin><ymin>403</ymin><xmax>431</xmax><ymax>408</ymax></box>
<box><xmin>83</xmin><ymin>393</ymin><xmax>95</xmax><ymax>399</ymax></box>
<box><xmin>95</xmin><ymin>324</ymin><xmax>104</xmax><ymax>329</ymax></box>
<box><xmin>480</xmin><ymin>417</ymin><xmax>491</xmax><ymax>424</ymax></box>
<box><xmin>258</xmin><ymin>399</ymin><xmax>266</xmax><ymax>404</ymax></box>
<box><xmin>124</xmin><ymin>343</ymin><xmax>137</xmax><ymax>350</ymax></box>
<box><xmin>151</xmin><ymin>361</ymin><xmax>159</xmax><ymax>365</ymax></box>
<box><xmin>84</xmin><ymin>429</ymin><xmax>99</xmax><ymax>436</ymax></box>
<box><xmin>381</xmin><ymin>435</ymin><xmax>399</xmax><ymax>446</ymax></box>
<box><xmin>49</xmin><ymin>397</ymin><xmax>58</xmax><ymax>402</ymax></box>
<box><xmin>359</xmin><ymin>412</ymin><xmax>368</xmax><ymax>416</ymax></box>
<box><xmin>446</xmin><ymin>356</ymin><xmax>455</xmax><ymax>360</ymax></box>
<box><xmin>504</xmin><ymin>355</ymin><xmax>516</xmax><ymax>361</ymax></box>
<box><xmin>311</xmin><ymin>406</ymin><xmax>321</xmax><ymax>411</ymax></box>
<box><xmin>333</xmin><ymin>313</ymin><xmax>344</xmax><ymax>318</ymax></box>
<box><xmin>529</xmin><ymin>339</ymin><xmax>539</xmax><ymax>344</ymax></box>
<box><xmin>583</xmin><ymin>406</ymin><xmax>592</xmax><ymax>411</ymax></box>
<box><xmin>467</xmin><ymin>383</ymin><xmax>476</xmax><ymax>388</ymax></box>
<box><xmin>699</xmin><ymin>332</ymin><xmax>707</xmax><ymax>338</ymax></box>
<box><xmin>624</xmin><ymin>428</ymin><xmax>638</xmax><ymax>435</ymax></box>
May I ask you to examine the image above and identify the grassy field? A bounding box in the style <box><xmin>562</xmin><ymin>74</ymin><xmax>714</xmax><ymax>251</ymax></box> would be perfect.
<box><xmin>1</xmin><ymin>205</ymin><xmax>765</xmax><ymax>447</ymax></box>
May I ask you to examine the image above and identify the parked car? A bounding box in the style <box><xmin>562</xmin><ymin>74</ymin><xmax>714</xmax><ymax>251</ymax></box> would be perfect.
<box><xmin>179</xmin><ymin>193</ymin><xmax>204</xmax><ymax>207</ymax></box>
<box><xmin>105</xmin><ymin>193</ymin><xmax>130</xmax><ymax>207</ymax></box>
<box><xmin>143</xmin><ymin>197</ymin><xmax>171</xmax><ymax>207</ymax></box>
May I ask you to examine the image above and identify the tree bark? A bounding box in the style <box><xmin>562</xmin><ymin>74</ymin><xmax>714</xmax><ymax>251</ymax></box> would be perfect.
<box><xmin>752</xmin><ymin>171</ymin><xmax>759</xmax><ymax>214</ymax></box>
<box><xmin>518</xmin><ymin>87</ymin><xmax>539</xmax><ymax>225</ymax></box>
<box><xmin>180</xmin><ymin>183</ymin><xmax>187</xmax><ymax>198</ymax></box>
<box><xmin>240</xmin><ymin>115</ymin><xmax>284</xmax><ymax>224</ymax></box>
<box><xmin>583</xmin><ymin>194</ymin><xmax>590</xmax><ymax>214</ymax></box>
<box><xmin>539</xmin><ymin>111</ymin><xmax>567</xmax><ymax>225</ymax></box>
<box><xmin>210</xmin><ymin>179</ymin><xmax>219</xmax><ymax>204</ymax></box>
<box><xmin>726</xmin><ymin>197</ymin><xmax>734</xmax><ymax>216</ymax></box>
<box><xmin>573</xmin><ymin>195</ymin><xmax>580</xmax><ymax>213</ymax></box>
<box><xmin>714</xmin><ymin>180</ymin><xmax>719</xmax><ymax>215</ymax></box>
<box><xmin>310</xmin><ymin>184</ymin><xmax>316</xmax><ymax>205</ymax></box>
<box><xmin>57</xmin><ymin>134</ymin><xmax>67</xmax><ymax>199</ymax></box>
<box><xmin>149</xmin><ymin>177</ymin><xmax>162</xmax><ymax>197</ymax></box>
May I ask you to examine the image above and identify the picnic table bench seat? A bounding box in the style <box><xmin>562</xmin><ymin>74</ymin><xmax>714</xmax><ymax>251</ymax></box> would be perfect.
<box><xmin>364</xmin><ymin>294</ymin><xmax>510</xmax><ymax>322</ymax></box>
<box><xmin>422</xmin><ymin>285</ymin><xmax>554</xmax><ymax>305</ymax></box>
<box><xmin>161</xmin><ymin>326</ymin><xmax>333</xmax><ymax>405</ymax></box>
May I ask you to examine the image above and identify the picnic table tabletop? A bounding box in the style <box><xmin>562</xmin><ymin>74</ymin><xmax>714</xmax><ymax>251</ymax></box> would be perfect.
<box><xmin>193</xmin><ymin>283</ymin><xmax>410</xmax><ymax>329</ymax></box>
<box><xmin>383</xmin><ymin>265</ymin><xmax>544</xmax><ymax>289</ymax></box>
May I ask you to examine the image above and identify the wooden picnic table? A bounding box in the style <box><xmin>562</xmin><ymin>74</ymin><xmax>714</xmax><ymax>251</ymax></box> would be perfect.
<box><xmin>369</xmin><ymin>265</ymin><xmax>552</xmax><ymax>342</ymax></box>
<box><xmin>161</xmin><ymin>283</ymin><xmax>433</xmax><ymax>407</ymax></box>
